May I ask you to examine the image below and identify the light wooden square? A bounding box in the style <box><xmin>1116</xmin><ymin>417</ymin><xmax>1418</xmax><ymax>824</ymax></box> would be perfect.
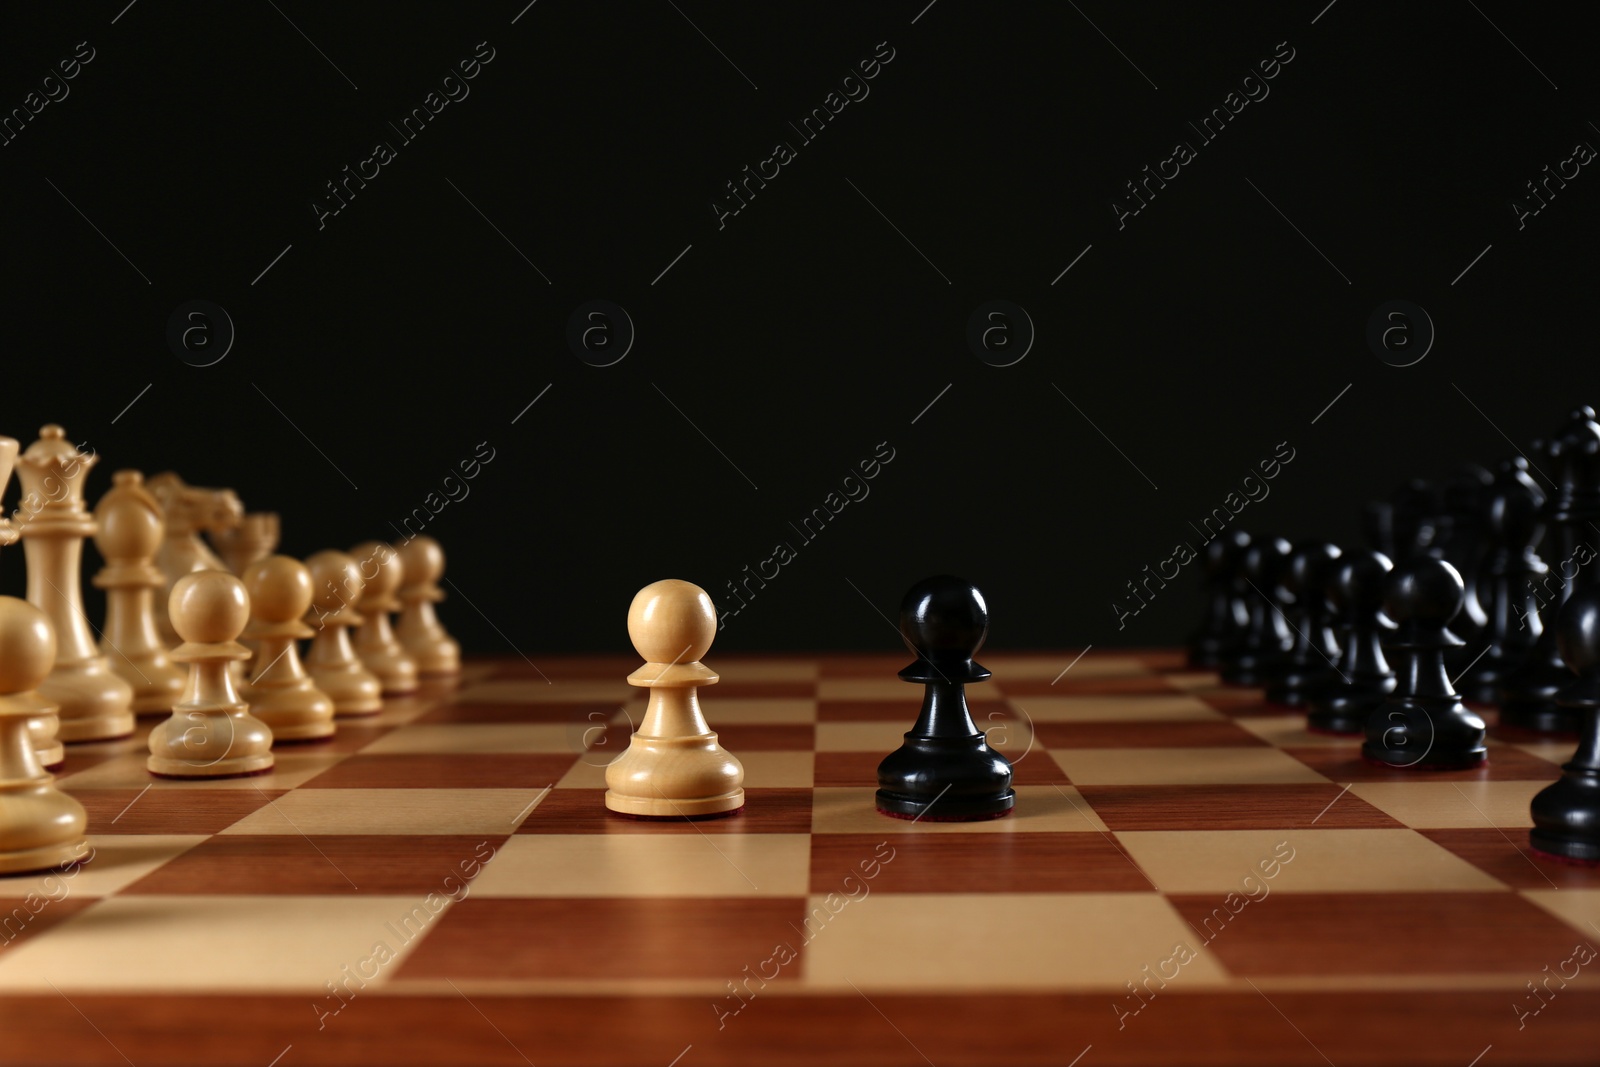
<box><xmin>1522</xmin><ymin>889</ymin><xmax>1600</xmax><ymax>938</ymax></box>
<box><xmin>1051</xmin><ymin>747</ymin><xmax>1327</xmax><ymax>786</ymax></box>
<box><xmin>0</xmin><ymin>895</ymin><xmax>439</xmax><ymax>991</ymax></box>
<box><xmin>811</xmin><ymin>785</ymin><xmax>1108</xmax><ymax>833</ymax></box>
<box><xmin>363</xmin><ymin>697</ymin><xmax>438</xmax><ymax>727</ymax></box>
<box><xmin>218</xmin><ymin>788</ymin><xmax>543</xmax><ymax>835</ymax></box>
<box><xmin>801</xmin><ymin>892</ymin><xmax>1229</xmax><ymax>990</ymax></box>
<box><xmin>1348</xmin><ymin>781</ymin><xmax>1546</xmax><ymax>829</ymax></box>
<box><xmin>0</xmin><ymin>835</ymin><xmax>206</xmax><ymax>900</ymax></box>
<box><xmin>358</xmin><ymin>722</ymin><xmax>574</xmax><ymax>754</ymax></box>
<box><xmin>470</xmin><ymin>834</ymin><xmax>810</xmax><ymax>897</ymax></box>
<box><xmin>1165</xmin><ymin>671</ymin><xmax>1222</xmax><ymax>690</ymax></box>
<box><xmin>1235</xmin><ymin>715</ymin><xmax>1355</xmax><ymax>748</ymax></box>
<box><xmin>1115</xmin><ymin>829</ymin><xmax>1507</xmax><ymax>893</ymax></box>
<box><xmin>1514</xmin><ymin>740</ymin><xmax>1581</xmax><ymax>767</ymax></box>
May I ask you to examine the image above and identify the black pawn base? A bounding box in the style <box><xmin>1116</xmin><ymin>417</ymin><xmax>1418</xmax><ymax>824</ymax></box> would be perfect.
<box><xmin>1501</xmin><ymin>658</ymin><xmax>1580</xmax><ymax>735</ymax></box>
<box><xmin>1499</xmin><ymin>702</ymin><xmax>1580</xmax><ymax>736</ymax></box>
<box><xmin>1361</xmin><ymin>699</ymin><xmax>1487</xmax><ymax>770</ymax></box>
<box><xmin>1219</xmin><ymin>656</ymin><xmax>1282</xmax><ymax>688</ymax></box>
<box><xmin>1459</xmin><ymin>655</ymin><xmax>1518</xmax><ymax>707</ymax></box>
<box><xmin>1306</xmin><ymin>680</ymin><xmax>1395</xmax><ymax>737</ymax></box>
<box><xmin>876</xmin><ymin>737</ymin><xmax>1015</xmax><ymax>821</ymax></box>
<box><xmin>1266</xmin><ymin>667</ymin><xmax>1332</xmax><ymax>708</ymax></box>
<box><xmin>1306</xmin><ymin>707</ymin><xmax>1368</xmax><ymax>737</ymax></box>
<box><xmin>1361</xmin><ymin>749</ymin><xmax>1487</xmax><ymax>771</ymax></box>
<box><xmin>1530</xmin><ymin>772</ymin><xmax>1600</xmax><ymax>865</ymax></box>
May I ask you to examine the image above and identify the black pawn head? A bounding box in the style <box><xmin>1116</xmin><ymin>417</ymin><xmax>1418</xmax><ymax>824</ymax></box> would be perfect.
<box><xmin>1286</xmin><ymin>543</ymin><xmax>1341</xmax><ymax>609</ymax></box>
<box><xmin>1556</xmin><ymin>585</ymin><xmax>1600</xmax><ymax>708</ymax></box>
<box><xmin>1330</xmin><ymin>549</ymin><xmax>1394</xmax><ymax>621</ymax></box>
<box><xmin>1364</xmin><ymin>500</ymin><xmax>1397</xmax><ymax>558</ymax></box>
<box><xmin>1485</xmin><ymin>457</ymin><xmax>1545</xmax><ymax>546</ymax></box>
<box><xmin>899</xmin><ymin>575</ymin><xmax>990</xmax><ymax>683</ymax></box>
<box><xmin>1242</xmin><ymin>536</ymin><xmax>1293</xmax><ymax>597</ymax></box>
<box><xmin>1204</xmin><ymin>529</ymin><xmax>1252</xmax><ymax>580</ymax></box>
<box><xmin>1383</xmin><ymin>557</ymin><xmax>1465</xmax><ymax>645</ymax></box>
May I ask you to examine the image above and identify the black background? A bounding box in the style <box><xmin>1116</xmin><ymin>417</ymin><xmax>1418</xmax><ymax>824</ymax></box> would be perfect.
<box><xmin>0</xmin><ymin>2</ymin><xmax>1594</xmax><ymax>657</ymax></box>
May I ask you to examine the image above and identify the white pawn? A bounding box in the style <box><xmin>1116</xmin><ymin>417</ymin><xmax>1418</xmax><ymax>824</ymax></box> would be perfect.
<box><xmin>350</xmin><ymin>541</ymin><xmax>419</xmax><ymax>694</ymax></box>
<box><xmin>395</xmin><ymin>536</ymin><xmax>461</xmax><ymax>676</ymax></box>
<box><xmin>0</xmin><ymin>435</ymin><xmax>58</xmax><ymax>771</ymax></box>
<box><xmin>93</xmin><ymin>471</ymin><xmax>185</xmax><ymax>714</ymax></box>
<box><xmin>147</xmin><ymin>572</ymin><xmax>274</xmax><ymax>778</ymax></box>
<box><xmin>604</xmin><ymin>579</ymin><xmax>744</xmax><ymax>818</ymax></box>
<box><xmin>303</xmin><ymin>550</ymin><xmax>383</xmax><ymax>717</ymax></box>
<box><xmin>240</xmin><ymin>556</ymin><xmax>336</xmax><ymax>741</ymax></box>
<box><xmin>0</xmin><ymin>596</ymin><xmax>90</xmax><ymax>874</ymax></box>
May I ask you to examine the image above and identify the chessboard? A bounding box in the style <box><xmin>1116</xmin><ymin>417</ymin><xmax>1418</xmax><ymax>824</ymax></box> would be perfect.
<box><xmin>2</xmin><ymin>650</ymin><xmax>1597</xmax><ymax>1067</ymax></box>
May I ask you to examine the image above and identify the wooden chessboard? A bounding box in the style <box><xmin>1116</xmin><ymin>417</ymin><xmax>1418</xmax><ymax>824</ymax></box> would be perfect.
<box><xmin>2</xmin><ymin>651</ymin><xmax>1598</xmax><ymax>1067</ymax></box>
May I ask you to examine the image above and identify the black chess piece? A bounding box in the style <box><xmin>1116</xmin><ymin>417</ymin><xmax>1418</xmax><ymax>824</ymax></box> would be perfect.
<box><xmin>1364</xmin><ymin>499</ymin><xmax>1397</xmax><ymax>560</ymax></box>
<box><xmin>1461</xmin><ymin>458</ymin><xmax>1547</xmax><ymax>704</ymax></box>
<box><xmin>1391</xmin><ymin>479</ymin><xmax>1443</xmax><ymax>559</ymax></box>
<box><xmin>1529</xmin><ymin>585</ymin><xmax>1600</xmax><ymax>864</ymax></box>
<box><xmin>1439</xmin><ymin>463</ymin><xmax>1495</xmax><ymax>643</ymax></box>
<box><xmin>1307</xmin><ymin>549</ymin><xmax>1397</xmax><ymax>735</ymax></box>
<box><xmin>876</xmin><ymin>576</ymin><xmax>1014</xmax><ymax>821</ymax></box>
<box><xmin>1502</xmin><ymin>408</ymin><xmax>1600</xmax><ymax>734</ymax></box>
<box><xmin>1188</xmin><ymin>530</ymin><xmax>1251</xmax><ymax>669</ymax></box>
<box><xmin>1362</xmin><ymin>557</ymin><xmax>1487</xmax><ymax>769</ymax></box>
<box><xmin>1266</xmin><ymin>542</ymin><xmax>1342</xmax><ymax>707</ymax></box>
<box><xmin>1219</xmin><ymin>536</ymin><xmax>1293</xmax><ymax>686</ymax></box>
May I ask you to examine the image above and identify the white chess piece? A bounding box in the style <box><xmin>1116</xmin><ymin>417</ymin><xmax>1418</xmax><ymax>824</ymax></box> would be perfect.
<box><xmin>16</xmin><ymin>426</ymin><xmax>135</xmax><ymax>742</ymax></box>
<box><xmin>147</xmin><ymin>571</ymin><xmax>274</xmax><ymax>778</ymax></box>
<box><xmin>0</xmin><ymin>596</ymin><xmax>90</xmax><ymax>874</ymax></box>
<box><xmin>604</xmin><ymin>579</ymin><xmax>744</xmax><ymax>818</ymax></box>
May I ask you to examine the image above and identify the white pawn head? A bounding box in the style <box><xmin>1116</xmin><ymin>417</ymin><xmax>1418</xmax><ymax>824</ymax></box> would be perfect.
<box><xmin>170</xmin><ymin>571</ymin><xmax>250</xmax><ymax>645</ymax></box>
<box><xmin>628</xmin><ymin>579</ymin><xmax>716</xmax><ymax>665</ymax></box>
<box><xmin>0</xmin><ymin>597</ymin><xmax>56</xmax><ymax>697</ymax></box>
<box><xmin>350</xmin><ymin>540</ymin><xmax>402</xmax><ymax>610</ymax></box>
<box><xmin>304</xmin><ymin>550</ymin><xmax>364</xmax><ymax>615</ymax></box>
<box><xmin>396</xmin><ymin>536</ymin><xmax>444</xmax><ymax>589</ymax></box>
<box><xmin>242</xmin><ymin>556</ymin><xmax>314</xmax><ymax>625</ymax></box>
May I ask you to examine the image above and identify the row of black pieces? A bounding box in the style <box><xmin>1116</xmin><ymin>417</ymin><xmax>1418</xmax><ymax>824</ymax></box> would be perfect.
<box><xmin>1187</xmin><ymin>405</ymin><xmax>1600</xmax><ymax>863</ymax></box>
<box><xmin>1203</xmin><ymin>545</ymin><xmax>1600</xmax><ymax>863</ymax></box>
<box><xmin>1193</xmin><ymin>405</ymin><xmax>1600</xmax><ymax>733</ymax></box>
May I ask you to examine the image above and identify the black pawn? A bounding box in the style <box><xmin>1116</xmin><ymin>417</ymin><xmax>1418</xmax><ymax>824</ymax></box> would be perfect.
<box><xmin>1439</xmin><ymin>463</ymin><xmax>1495</xmax><ymax>643</ymax></box>
<box><xmin>1503</xmin><ymin>409</ymin><xmax>1600</xmax><ymax>734</ymax></box>
<box><xmin>1363</xmin><ymin>499</ymin><xmax>1397</xmax><ymax>560</ymax></box>
<box><xmin>1266</xmin><ymin>542</ymin><xmax>1342</xmax><ymax>707</ymax></box>
<box><xmin>876</xmin><ymin>576</ymin><xmax>1014</xmax><ymax>821</ymax></box>
<box><xmin>1362</xmin><ymin>557</ymin><xmax>1487</xmax><ymax>770</ymax></box>
<box><xmin>1308</xmin><ymin>550</ymin><xmax>1397</xmax><ymax>735</ymax></box>
<box><xmin>1391</xmin><ymin>479</ymin><xmax>1443</xmax><ymax>559</ymax></box>
<box><xmin>1461</xmin><ymin>458</ymin><xmax>1547</xmax><ymax>704</ymax></box>
<box><xmin>1188</xmin><ymin>529</ymin><xmax>1251</xmax><ymax>669</ymax></box>
<box><xmin>1220</xmin><ymin>536</ymin><xmax>1293</xmax><ymax>686</ymax></box>
<box><xmin>1529</xmin><ymin>585</ymin><xmax>1600</xmax><ymax>864</ymax></box>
